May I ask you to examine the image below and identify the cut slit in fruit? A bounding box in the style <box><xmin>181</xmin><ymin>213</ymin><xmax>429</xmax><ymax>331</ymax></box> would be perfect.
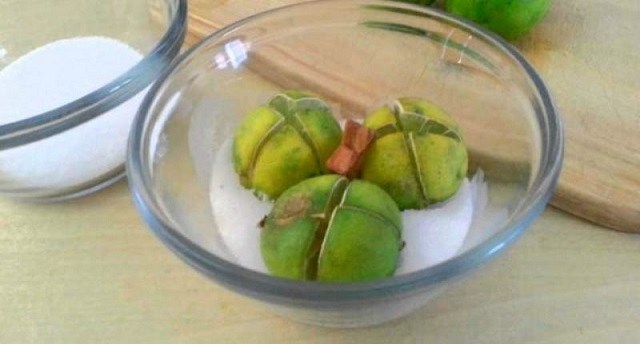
<box><xmin>316</xmin><ymin>182</ymin><xmax>402</xmax><ymax>281</ymax></box>
<box><xmin>288</xmin><ymin>113</ymin><xmax>324</xmax><ymax>172</ymax></box>
<box><xmin>270</xmin><ymin>175</ymin><xmax>402</xmax><ymax>281</ymax></box>
<box><xmin>392</xmin><ymin>104</ymin><xmax>430</xmax><ymax>207</ymax></box>
<box><xmin>245</xmin><ymin>118</ymin><xmax>286</xmax><ymax>185</ymax></box>
<box><xmin>214</xmin><ymin>138</ymin><xmax>483</xmax><ymax>278</ymax></box>
<box><xmin>268</xmin><ymin>93</ymin><xmax>332</xmax><ymax>173</ymax></box>
<box><xmin>303</xmin><ymin>177</ymin><xmax>348</xmax><ymax>280</ymax></box>
<box><xmin>367</xmin><ymin>100</ymin><xmax>467</xmax><ymax>209</ymax></box>
<box><xmin>406</xmin><ymin>132</ymin><xmax>430</xmax><ymax>207</ymax></box>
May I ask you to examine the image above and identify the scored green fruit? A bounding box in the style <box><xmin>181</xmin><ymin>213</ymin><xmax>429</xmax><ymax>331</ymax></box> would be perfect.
<box><xmin>260</xmin><ymin>175</ymin><xmax>402</xmax><ymax>282</ymax></box>
<box><xmin>232</xmin><ymin>91</ymin><xmax>342</xmax><ymax>200</ymax></box>
<box><xmin>446</xmin><ymin>0</ymin><xmax>551</xmax><ymax>41</ymax></box>
<box><xmin>361</xmin><ymin>98</ymin><xmax>468</xmax><ymax>210</ymax></box>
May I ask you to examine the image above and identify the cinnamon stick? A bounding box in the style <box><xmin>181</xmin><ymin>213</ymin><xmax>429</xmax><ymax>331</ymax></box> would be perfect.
<box><xmin>326</xmin><ymin>120</ymin><xmax>375</xmax><ymax>179</ymax></box>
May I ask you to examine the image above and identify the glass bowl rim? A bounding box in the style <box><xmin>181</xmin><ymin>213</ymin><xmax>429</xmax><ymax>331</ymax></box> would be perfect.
<box><xmin>127</xmin><ymin>0</ymin><xmax>563</xmax><ymax>304</ymax></box>
<box><xmin>0</xmin><ymin>0</ymin><xmax>188</xmax><ymax>150</ymax></box>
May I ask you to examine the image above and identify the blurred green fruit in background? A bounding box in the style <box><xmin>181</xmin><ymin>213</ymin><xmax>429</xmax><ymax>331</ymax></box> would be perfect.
<box><xmin>446</xmin><ymin>0</ymin><xmax>551</xmax><ymax>40</ymax></box>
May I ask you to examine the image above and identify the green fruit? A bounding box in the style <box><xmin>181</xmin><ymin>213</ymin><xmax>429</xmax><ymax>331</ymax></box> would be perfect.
<box><xmin>361</xmin><ymin>98</ymin><xmax>468</xmax><ymax>210</ymax></box>
<box><xmin>260</xmin><ymin>175</ymin><xmax>402</xmax><ymax>282</ymax></box>
<box><xmin>446</xmin><ymin>0</ymin><xmax>550</xmax><ymax>41</ymax></box>
<box><xmin>232</xmin><ymin>91</ymin><xmax>342</xmax><ymax>200</ymax></box>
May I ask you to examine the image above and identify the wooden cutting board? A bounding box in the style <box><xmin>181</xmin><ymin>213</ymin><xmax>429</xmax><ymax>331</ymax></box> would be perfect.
<box><xmin>181</xmin><ymin>0</ymin><xmax>640</xmax><ymax>232</ymax></box>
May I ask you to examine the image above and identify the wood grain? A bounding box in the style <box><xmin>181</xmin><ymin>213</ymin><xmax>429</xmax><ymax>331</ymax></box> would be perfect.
<box><xmin>518</xmin><ymin>0</ymin><xmax>640</xmax><ymax>232</ymax></box>
<box><xmin>3</xmin><ymin>2</ymin><xmax>640</xmax><ymax>342</ymax></box>
<box><xmin>2</xmin><ymin>183</ymin><xmax>640</xmax><ymax>342</ymax></box>
<box><xmin>182</xmin><ymin>0</ymin><xmax>640</xmax><ymax>232</ymax></box>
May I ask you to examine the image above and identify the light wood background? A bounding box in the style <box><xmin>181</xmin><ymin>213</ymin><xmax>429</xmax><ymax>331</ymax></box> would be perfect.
<box><xmin>185</xmin><ymin>0</ymin><xmax>640</xmax><ymax>232</ymax></box>
<box><xmin>1</xmin><ymin>1</ymin><xmax>639</xmax><ymax>343</ymax></box>
<box><xmin>1</xmin><ymin>182</ymin><xmax>639</xmax><ymax>343</ymax></box>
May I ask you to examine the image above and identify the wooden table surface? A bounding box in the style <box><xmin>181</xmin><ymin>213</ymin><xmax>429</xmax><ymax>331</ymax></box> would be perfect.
<box><xmin>184</xmin><ymin>0</ymin><xmax>640</xmax><ymax>233</ymax></box>
<box><xmin>1</xmin><ymin>1</ymin><xmax>639</xmax><ymax>343</ymax></box>
<box><xmin>1</xmin><ymin>181</ymin><xmax>639</xmax><ymax>343</ymax></box>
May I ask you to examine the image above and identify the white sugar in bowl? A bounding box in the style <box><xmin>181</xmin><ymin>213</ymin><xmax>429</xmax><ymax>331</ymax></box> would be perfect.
<box><xmin>0</xmin><ymin>0</ymin><xmax>186</xmax><ymax>201</ymax></box>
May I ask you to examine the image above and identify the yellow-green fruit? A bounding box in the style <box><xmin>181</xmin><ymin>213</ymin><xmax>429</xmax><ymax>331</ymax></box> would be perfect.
<box><xmin>361</xmin><ymin>98</ymin><xmax>468</xmax><ymax>210</ymax></box>
<box><xmin>232</xmin><ymin>91</ymin><xmax>342</xmax><ymax>200</ymax></box>
<box><xmin>260</xmin><ymin>175</ymin><xmax>402</xmax><ymax>282</ymax></box>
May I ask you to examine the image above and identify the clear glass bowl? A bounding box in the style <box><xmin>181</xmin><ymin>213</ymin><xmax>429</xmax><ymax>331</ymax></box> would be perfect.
<box><xmin>0</xmin><ymin>0</ymin><xmax>186</xmax><ymax>201</ymax></box>
<box><xmin>128</xmin><ymin>0</ymin><xmax>563</xmax><ymax>327</ymax></box>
